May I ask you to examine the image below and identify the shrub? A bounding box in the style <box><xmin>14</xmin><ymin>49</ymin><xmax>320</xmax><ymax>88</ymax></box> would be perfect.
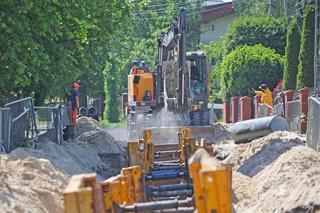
<box><xmin>297</xmin><ymin>5</ymin><xmax>315</xmax><ymax>89</ymax></box>
<box><xmin>224</xmin><ymin>17</ymin><xmax>287</xmax><ymax>55</ymax></box>
<box><xmin>221</xmin><ymin>44</ymin><xmax>284</xmax><ymax>97</ymax></box>
<box><xmin>283</xmin><ymin>20</ymin><xmax>301</xmax><ymax>90</ymax></box>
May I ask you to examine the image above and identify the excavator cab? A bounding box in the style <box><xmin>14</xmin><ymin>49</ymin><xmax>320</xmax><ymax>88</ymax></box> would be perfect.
<box><xmin>187</xmin><ymin>51</ymin><xmax>211</xmax><ymax>126</ymax></box>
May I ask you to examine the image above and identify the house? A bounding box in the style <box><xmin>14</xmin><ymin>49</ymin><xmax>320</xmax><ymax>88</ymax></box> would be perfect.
<box><xmin>200</xmin><ymin>1</ymin><xmax>236</xmax><ymax>43</ymax></box>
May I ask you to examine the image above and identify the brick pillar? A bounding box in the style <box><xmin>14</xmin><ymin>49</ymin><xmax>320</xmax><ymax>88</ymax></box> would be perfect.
<box><xmin>231</xmin><ymin>96</ymin><xmax>239</xmax><ymax>123</ymax></box>
<box><xmin>223</xmin><ymin>99</ymin><xmax>231</xmax><ymax>123</ymax></box>
<box><xmin>240</xmin><ymin>96</ymin><xmax>252</xmax><ymax>121</ymax></box>
<box><xmin>299</xmin><ymin>87</ymin><xmax>310</xmax><ymax>116</ymax></box>
<box><xmin>284</xmin><ymin>90</ymin><xmax>294</xmax><ymax>104</ymax></box>
<box><xmin>254</xmin><ymin>95</ymin><xmax>261</xmax><ymax>118</ymax></box>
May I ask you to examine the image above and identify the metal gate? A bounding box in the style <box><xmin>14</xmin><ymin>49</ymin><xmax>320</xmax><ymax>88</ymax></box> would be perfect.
<box><xmin>307</xmin><ymin>97</ymin><xmax>320</xmax><ymax>151</ymax></box>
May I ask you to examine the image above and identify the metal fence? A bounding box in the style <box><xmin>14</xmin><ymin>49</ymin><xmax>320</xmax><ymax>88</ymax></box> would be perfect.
<box><xmin>285</xmin><ymin>100</ymin><xmax>301</xmax><ymax>131</ymax></box>
<box><xmin>0</xmin><ymin>98</ymin><xmax>69</xmax><ymax>153</ymax></box>
<box><xmin>0</xmin><ymin>108</ymin><xmax>12</xmax><ymax>153</ymax></box>
<box><xmin>307</xmin><ymin>97</ymin><xmax>320</xmax><ymax>151</ymax></box>
<box><xmin>257</xmin><ymin>104</ymin><xmax>273</xmax><ymax>118</ymax></box>
<box><xmin>34</xmin><ymin>104</ymin><xmax>66</xmax><ymax>145</ymax></box>
<box><xmin>3</xmin><ymin>97</ymin><xmax>37</xmax><ymax>152</ymax></box>
<box><xmin>272</xmin><ymin>103</ymin><xmax>284</xmax><ymax>116</ymax></box>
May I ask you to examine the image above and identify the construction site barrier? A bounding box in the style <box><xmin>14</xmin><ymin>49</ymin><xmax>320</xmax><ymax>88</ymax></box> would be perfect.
<box><xmin>64</xmin><ymin>151</ymin><xmax>232</xmax><ymax>213</ymax></box>
<box><xmin>0</xmin><ymin>98</ymin><xmax>69</xmax><ymax>153</ymax></box>
<box><xmin>64</xmin><ymin>128</ymin><xmax>232</xmax><ymax>212</ymax></box>
<box><xmin>307</xmin><ymin>97</ymin><xmax>320</xmax><ymax>151</ymax></box>
<box><xmin>3</xmin><ymin>97</ymin><xmax>37</xmax><ymax>152</ymax></box>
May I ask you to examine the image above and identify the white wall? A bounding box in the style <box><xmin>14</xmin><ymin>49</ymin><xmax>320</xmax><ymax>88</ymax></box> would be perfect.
<box><xmin>200</xmin><ymin>13</ymin><xmax>236</xmax><ymax>43</ymax></box>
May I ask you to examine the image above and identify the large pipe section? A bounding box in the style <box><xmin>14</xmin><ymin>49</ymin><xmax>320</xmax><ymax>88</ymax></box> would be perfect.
<box><xmin>115</xmin><ymin>198</ymin><xmax>193</xmax><ymax>213</ymax></box>
<box><xmin>231</xmin><ymin>115</ymin><xmax>289</xmax><ymax>143</ymax></box>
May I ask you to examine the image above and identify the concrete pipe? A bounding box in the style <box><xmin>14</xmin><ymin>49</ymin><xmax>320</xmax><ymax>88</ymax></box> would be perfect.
<box><xmin>87</xmin><ymin>107</ymin><xmax>98</xmax><ymax>119</ymax></box>
<box><xmin>79</xmin><ymin>107</ymin><xmax>88</xmax><ymax>117</ymax></box>
<box><xmin>231</xmin><ymin>115</ymin><xmax>289</xmax><ymax>143</ymax></box>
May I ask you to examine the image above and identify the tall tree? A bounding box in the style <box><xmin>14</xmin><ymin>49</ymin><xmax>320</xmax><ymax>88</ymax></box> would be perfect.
<box><xmin>283</xmin><ymin>20</ymin><xmax>301</xmax><ymax>90</ymax></box>
<box><xmin>297</xmin><ymin>5</ymin><xmax>315</xmax><ymax>89</ymax></box>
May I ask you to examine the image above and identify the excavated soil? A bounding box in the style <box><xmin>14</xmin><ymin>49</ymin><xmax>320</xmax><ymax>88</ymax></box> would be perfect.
<box><xmin>1</xmin><ymin>117</ymin><xmax>127</xmax><ymax>212</ymax></box>
<box><xmin>213</xmin><ymin>131</ymin><xmax>320</xmax><ymax>212</ymax></box>
<box><xmin>0</xmin><ymin>155</ymin><xmax>69</xmax><ymax>213</ymax></box>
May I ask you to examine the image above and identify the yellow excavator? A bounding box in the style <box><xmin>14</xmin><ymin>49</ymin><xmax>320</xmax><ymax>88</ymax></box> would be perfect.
<box><xmin>126</xmin><ymin>8</ymin><xmax>212</xmax><ymax>140</ymax></box>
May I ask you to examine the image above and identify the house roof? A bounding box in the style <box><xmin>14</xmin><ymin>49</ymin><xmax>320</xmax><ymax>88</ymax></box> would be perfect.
<box><xmin>202</xmin><ymin>2</ymin><xmax>235</xmax><ymax>23</ymax></box>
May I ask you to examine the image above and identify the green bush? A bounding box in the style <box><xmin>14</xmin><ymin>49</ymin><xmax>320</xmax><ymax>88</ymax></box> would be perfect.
<box><xmin>103</xmin><ymin>61</ymin><xmax>120</xmax><ymax>122</ymax></box>
<box><xmin>297</xmin><ymin>5</ymin><xmax>315</xmax><ymax>89</ymax></box>
<box><xmin>283</xmin><ymin>20</ymin><xmax>301</xmax><ymax>90</ymax></box>
<box><xmin>224</xmin><ymin>17</ymin><xmax>287</xmax><ymax>55</ymax></box>
<box><xmin>221</xmin><ymin>44</ymin><xmax>284</xmax><ymax>97</ymax></box>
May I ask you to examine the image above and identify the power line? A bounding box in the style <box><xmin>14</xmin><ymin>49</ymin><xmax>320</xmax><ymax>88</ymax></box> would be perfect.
<box><xmin>131</xmin><ymin>0</ymin><xmax>204</xmax><ymax>14</ymax></box>
<box><xmin>135</xmin><ymin>0</ymin><xmax>204</xmax><ymax>10</ymax></box>
<box><xmin>130</xmin><ymin>4</ymin><xmax>232</xmax><ymax>19</ymax></box>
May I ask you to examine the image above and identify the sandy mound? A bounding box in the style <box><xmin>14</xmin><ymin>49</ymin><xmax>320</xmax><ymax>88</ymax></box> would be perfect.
<box><xmin>234</xmin><ymin>146</ymin><xmax>320</xmax><ymax>212</ymax></box>
<box><xmin>0</xmin><ymin>155</ymin><xmax>69</xmax><ymax>213</ymax></box>
<box><xmin>75</xmin><ymin>116</ymin><xmax>102</xmax><ymax>137</ymax></box>
<box><xmin>11</xmin><ymin>117</ymin><xmax>127</xmax><ymax>178</ymax></box>
<box><xmin>224</xmin><ymin>131</ymin><xmax>304</xmax><ymax>177</ymax></box>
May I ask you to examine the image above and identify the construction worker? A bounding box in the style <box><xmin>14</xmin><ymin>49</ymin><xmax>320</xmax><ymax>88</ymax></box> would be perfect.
<box><xmin>255</xmin><ymin>84</ymin><xmax>273</xmax><ymax>107</ymax></box>
<box><xmin>140</xmin><ymin>61</ymin><xmax>150</xmax><ymax>72</ymax></box>
<box><xmin>69</xmin><ymin>82</ymin><xmax>80</xmax><ymax>125</ymax></box>
<box><xmin>130</xmin><ymin>60</ymin><xmax>138</xmax><ymax>74</ymax></box>
<box><xmin>190</xmin><ymin>60</ymin><xmax>200</xmax><ymax>81</ymax></box>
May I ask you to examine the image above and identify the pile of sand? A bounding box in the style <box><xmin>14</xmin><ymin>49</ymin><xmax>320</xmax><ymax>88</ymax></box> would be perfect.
<box><xmin>0</xmin><ymin>155</ymin><xmax>69</xmax><ymax>213</ymax></box>
<box><xmin>75</xmin><ymin>116</ymin><xmax>103</xmax><ymax>137</ymax></box>
<box><xmin>11</xmin><ymin>118</ymin><xmax>127</xmax><ymax>178</ymax></box>
<box><xmin>224</xmin><ymin>131</ymin><xmax>304</xmax><ymax>177</ymax></box>
<box><xmin>0</xmin><ymin>116</ymin><xmax>128</xmax><ymax>212</ymax></box>
<box><xmin>216</xmin><ymin>131</ymin><xmax>320</xmax><ymax>212</ymax></box>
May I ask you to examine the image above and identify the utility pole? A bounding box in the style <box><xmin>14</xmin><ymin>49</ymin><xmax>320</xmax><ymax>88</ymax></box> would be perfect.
<box><xmin>315</xmin><ymin>0</ymin><xmax>320</xmax><ymax>97</ymax></box>
<box><xmin>268</xmin><ymin>0</ymin><xmax>273</xmax><ymax>16</ymax></box>
<box><xmin>283</xmin><ymin>0</ymin><xmax>288</xmax><ymax>20</ymax></box>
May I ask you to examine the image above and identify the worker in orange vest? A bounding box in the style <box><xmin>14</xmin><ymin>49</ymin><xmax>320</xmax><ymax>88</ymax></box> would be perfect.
<box><xmin>130</xmin><ymin>60</ymin><xmax>138</xmax><ymax>74</ymax></box>
<box><xmin>69</xmin><ymin>82</ymin><xmax>80</xmax><ymax>125</ymax></box>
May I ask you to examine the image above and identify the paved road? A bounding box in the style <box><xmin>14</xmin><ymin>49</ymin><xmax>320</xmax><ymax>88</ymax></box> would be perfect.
<box><xmin>107</xmin><ymin>128</ymin><xmax>128</xmax><ymax>146</ymax></box>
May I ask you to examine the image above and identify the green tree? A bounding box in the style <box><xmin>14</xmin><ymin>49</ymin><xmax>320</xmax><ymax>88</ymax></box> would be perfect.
<box><xmin>103</xmin><ymin>61</ymin><xmax>120</xmax><ymax>122</ymax></box>
<box><xmin>297</xmin><ymin>5</ymin><xmax>315</xmax><ymax>89</ymax></box>
<box><xmin>283</xmin><ymin>20</ymin><xmax>301</xmax><ymax>90</ymax></box>
<box><xmin>224</xmin><ymin>17</ymin><xmax>287</xmax><ymax>55</ymax></box>
<box><xmin>234</xmin><ymin>0</ymin><xmax>299</xmax><ymax>18</ymax></box>
<box><xmin>221</xmin><ymin>44</ymin><xmax>284</xmax><ymax>97</ymax></box>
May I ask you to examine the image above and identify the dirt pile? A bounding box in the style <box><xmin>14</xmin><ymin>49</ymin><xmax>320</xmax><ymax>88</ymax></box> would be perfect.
<box><xmin>76</xmin><ymin>116</ymin><xmax>103</xmax><ymax>137</ymax></box>
<box><xmin>215</xmin><ymin>131</ymin><xmax>320</xmax><ymax>212</ymax></box>
<box><xmin>0</xmin><ymin>155</ymin><xmax>69</xmax><ymax>213</ymax></box>
<box><xmin>224</xmin><ymin>131</ymin><xmax>304</xmax><ymax>177</ymax></box>
<box><xmin>11</xmin><ymin>117</ymin><xmax>127</xmax><ymax>178</ymax></box>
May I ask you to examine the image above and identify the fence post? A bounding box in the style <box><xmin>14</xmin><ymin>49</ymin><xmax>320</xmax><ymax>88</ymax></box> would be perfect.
<box><xmin>299</xmin><ymin>87</ymin><xmax>310</xmax><ymax>117</ymax></box>
<box><xmin>254</xmin><ymin>95</ymin><xmax>261</xmax><ymax>118</ymax></box>
<box><xmin>285</xmin><ymin>90</ymin><xmax>294</xmax><ymax>104</ymax></box>
<box><xmin>231</xmin><ymin>96</ymin><xmax>239</xmax><ymax>123</ymax></box>
<box><xmin>223</xmin><ymin>99</ymin><xmax>230</xmax><ymax>123</ymax></box>
<box><xmin>240</xmin><ymin>96</ymin><xmax>252</xmax><ymax>121</ymax></box>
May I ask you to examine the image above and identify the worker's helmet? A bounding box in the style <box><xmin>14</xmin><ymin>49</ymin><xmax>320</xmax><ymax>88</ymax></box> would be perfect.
<box><xmin>132</xmin><ymin>60</ymin><xmax>138</xmax><ymax>66</ymax></box>
<box><xmin>72</xmin><ymin>82</ymin><xmax>80</xmax><ymax>88</ymax></box>
<box><xmin>259</xmin><ymin>84</ymin><xmax>267</xmax><ymax>89</ymax></box>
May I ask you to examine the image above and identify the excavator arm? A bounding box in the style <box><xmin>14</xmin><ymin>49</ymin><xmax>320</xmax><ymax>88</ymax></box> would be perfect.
<box><xmin>157</xmin><ymin>7</ymin><xmax>190</xmax><ymax>113</ymax></box>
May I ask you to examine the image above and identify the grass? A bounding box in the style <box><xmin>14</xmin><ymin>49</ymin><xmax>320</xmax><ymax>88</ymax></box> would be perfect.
<box><xmin>100</xmin><ymin>117</ymin><xmax>127</xmax><ymax>129</ymax></box>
